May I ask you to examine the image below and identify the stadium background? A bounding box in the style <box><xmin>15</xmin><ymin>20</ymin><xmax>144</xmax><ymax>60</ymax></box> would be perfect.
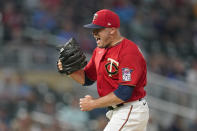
<box><xmin>0</xmin><ymin>0</ymin><xmax>197</xmax><ymax>130</ymax></box>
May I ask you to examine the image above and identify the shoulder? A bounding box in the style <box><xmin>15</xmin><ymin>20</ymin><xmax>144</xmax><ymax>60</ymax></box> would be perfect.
<box><xmin>120</xmin><ymin>39</ymin><xmax>146</xmax><ymax>63</ymax></box>
<box><xmin>120</xmin><ymin>38</ymin><xmax>140</xmax><ymax>55</ymax></box>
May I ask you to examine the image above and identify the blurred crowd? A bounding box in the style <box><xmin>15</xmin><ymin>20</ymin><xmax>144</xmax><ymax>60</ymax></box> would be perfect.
<box><xmin>0</xmin><ymin>70</ymin><xmax>108</xmax><ymax>131</ymax></box>
<box><xmin>0</xmin><ymin>0</ymin><xmax>197</xmax><ymax>82</ymax></box>
<box><xmin>0</xmin><ymin>70</ymin><xmax>196</xmax><ymax>131</ymax></box>
<box><xmin>0</xmin><ymin>0</ymin><xmax>197</xmax><ymax>131</ymax></box>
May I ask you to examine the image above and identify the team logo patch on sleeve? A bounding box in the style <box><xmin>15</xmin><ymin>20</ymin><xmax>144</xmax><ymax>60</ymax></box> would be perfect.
<box><xmin>122</xmin><ymin>68</ymin><xmax>133</xmax><ymax>81</ymax></box>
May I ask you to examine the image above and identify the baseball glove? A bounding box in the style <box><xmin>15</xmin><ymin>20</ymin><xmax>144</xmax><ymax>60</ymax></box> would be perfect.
<box><xmin>57</xmin><ymin>38</ymin><xmax>87</xmax><ymax>75</ymax></box>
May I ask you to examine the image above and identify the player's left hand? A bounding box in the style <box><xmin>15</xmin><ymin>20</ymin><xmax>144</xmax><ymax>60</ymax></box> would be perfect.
<box><xmin>79</xmin><ymin>95</ymin><xmax>95</xmax><ymax>111</ymax></box>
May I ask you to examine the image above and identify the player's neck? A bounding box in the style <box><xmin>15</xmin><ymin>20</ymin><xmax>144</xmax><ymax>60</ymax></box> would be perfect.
<box><xmin>110</xmin><ymin>35</ymin><xmax>124</xmax><ymax>47</ymax></box>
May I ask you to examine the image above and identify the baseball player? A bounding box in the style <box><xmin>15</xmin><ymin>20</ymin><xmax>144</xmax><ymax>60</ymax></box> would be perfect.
<box><xmin>57</xmin><ymin>9</ymin><xmax>149</xmax><ymax>131</ymax></box>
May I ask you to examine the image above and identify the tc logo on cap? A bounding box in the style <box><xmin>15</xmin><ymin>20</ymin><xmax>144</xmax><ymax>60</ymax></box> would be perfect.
<box><xmin>93</xmin><ymin>13</ymin><xmax>98</xmax><ymax>21</ymax></box>
<box><xmin>83</xmin><ymin>9</ymin><xmax>120</xmax><ymax>29</ymax></box>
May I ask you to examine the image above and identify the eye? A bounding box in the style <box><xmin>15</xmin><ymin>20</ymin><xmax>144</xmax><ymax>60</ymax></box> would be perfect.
<box><xmin>92</xmin><ymin>30</ymin><xmax>97</xmax><ymax>35</ymax></box>
<box><xmin>92</xmin><ymin>28</ymin><xmax>104</xmax><ymax>35</ymax></box>
<box><xmin>92</xmin><ymin>29</ymin><xmax>99</xmax><ymax>35</ymax></box>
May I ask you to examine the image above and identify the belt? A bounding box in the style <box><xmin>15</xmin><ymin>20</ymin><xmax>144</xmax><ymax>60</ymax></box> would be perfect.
<box><xmin>107</xmin><ymin>98</ymin><xmax>143</xmax><ymax>110</ymax></box>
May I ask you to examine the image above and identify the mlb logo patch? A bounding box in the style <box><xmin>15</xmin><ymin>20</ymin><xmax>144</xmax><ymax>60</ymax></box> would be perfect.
<box><xmin>122</xmin><ymin>68</ymin><xmax>133</xmax><ymax>81</ymax></box>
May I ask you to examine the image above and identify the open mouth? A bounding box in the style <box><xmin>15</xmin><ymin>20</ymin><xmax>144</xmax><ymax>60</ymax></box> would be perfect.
<box><xmin>96</xmin><ymin>37</ymin><xmax>100</xmax><ymax>41</ymax></box>
<box><xmin>95</xmin><ymin>37</ymin><xmax>101</xmax><ymax>43</ymax></box>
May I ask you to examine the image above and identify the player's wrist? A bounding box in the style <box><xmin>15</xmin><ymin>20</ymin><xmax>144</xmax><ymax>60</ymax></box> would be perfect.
<box><xmin>90</xmin><ymin>99</ymin><xmax>99</xmax><ymax>109</ymax></box>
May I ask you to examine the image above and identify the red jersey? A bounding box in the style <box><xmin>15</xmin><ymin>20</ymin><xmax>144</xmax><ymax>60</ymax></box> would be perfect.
<box><xmin>84</xmin><ymin>38</ymin><xmax>147</xmax><ymax>102</ymax></box>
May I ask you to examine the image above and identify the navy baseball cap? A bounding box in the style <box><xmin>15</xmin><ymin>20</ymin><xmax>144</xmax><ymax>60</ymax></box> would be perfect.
<box><xmin>83</xmin><ymin>9</ymin><xmax>120</xmax><ymax>29</ymax></box>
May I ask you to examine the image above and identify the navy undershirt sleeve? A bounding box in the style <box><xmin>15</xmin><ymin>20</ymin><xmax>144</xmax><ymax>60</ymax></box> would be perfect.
<box><xmin>83</xmin><ymin>72</ymin><xmax>95</xmax><ymax>86</ymax></box>
<box><xmin>114</xmin><ymin>85</ymin><xmax>134</xmax><ymax>101</ymax></box>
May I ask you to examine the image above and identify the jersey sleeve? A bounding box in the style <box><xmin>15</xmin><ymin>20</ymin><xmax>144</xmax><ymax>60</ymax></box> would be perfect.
<box><xmin>84</xmin><ymin>50</ymin><xmax>97</xmax><ymax>81</ymax></box>
<box><xmin>118</xmin><ymin>54</ymin><xmax>146</xmax><ymax>86</ymax></box>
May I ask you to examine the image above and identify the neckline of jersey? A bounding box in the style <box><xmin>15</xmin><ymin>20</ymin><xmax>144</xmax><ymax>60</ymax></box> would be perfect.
<box><xmin>106</xmin><ymin>37</ymin><xmax>125</xmax><ymax>49</ymax></box>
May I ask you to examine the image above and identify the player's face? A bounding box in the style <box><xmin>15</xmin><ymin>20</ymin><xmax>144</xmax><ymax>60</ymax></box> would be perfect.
<box><xmin>92</xmin><ymin>28</ymin><xmax>112</xmax><ymax>48</ymax></box>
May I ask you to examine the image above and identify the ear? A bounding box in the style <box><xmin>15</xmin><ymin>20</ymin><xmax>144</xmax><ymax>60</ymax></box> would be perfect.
<box><xmin>110</xmin><ymin>28</ymin><xmax>116</xmax><ymax>35</ymax></box>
